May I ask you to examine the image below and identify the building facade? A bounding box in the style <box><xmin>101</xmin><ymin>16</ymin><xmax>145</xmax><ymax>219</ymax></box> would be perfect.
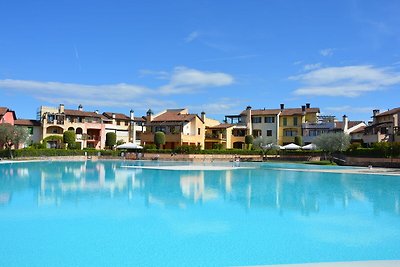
<box><xmin>363</xmin><ymin>108</ymin><xmax>400</xmax><ymax>145</ymax></box>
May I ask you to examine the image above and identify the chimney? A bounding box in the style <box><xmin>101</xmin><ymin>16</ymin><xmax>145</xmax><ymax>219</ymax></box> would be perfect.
<box><xmin>306</xmin><ymin>103</ymin><xmax>310</xmax><ymax>109</ymax></box>
<box><xmin>78</xmin><ymin>104</ymin><xmax>83</xmax><ymax>111</ymax></box>
<box><xmin>146</xmin><ymin>109</ymin><xmax>153</xmax><ymax>122</ymax></box>
<box><xmin>373</xmin><ymin>109</ymin><xmax>380</xmax><ymax>117</ymax></box>
<box><xmin>245</xmin><ymin>106</ymin><xmax>252</xmax><ymax>135</ymax></box>
<box><xmin>343</xmin><ymin>115</ymin><xmax>348</xmax><ymax>133</ymax></box>
<box><xmin>59</xmin><ymin>104</ymin><xmax>65</xmax><ymax>113</ymax></box>
<box><xmin>201</xmin><ymin>111</ymin><xmax>206</xmax><ymax>122</ymax></box>
<box><xmin>94</xmin><ymin>110</ymin><xmax>99</xmax><ymax>114</ymax></box>
<box><xmin>301</xmin><ymin>105</ymin><xmax>306</xmax><ymax>113</ymax></box>
<box><xmin>112</xmin><ymin>113</ymin><xmax>116</xmax><ymax>119</ymax></box>
<box><xmin>280</xmin><ymin>103</ymin><xmax>285</xmax><ymax>110</ymax></box>
<box><xmin>130</xmin><ymin>109</ymin><xmax>136</xmax><ymax>143</ymax></box>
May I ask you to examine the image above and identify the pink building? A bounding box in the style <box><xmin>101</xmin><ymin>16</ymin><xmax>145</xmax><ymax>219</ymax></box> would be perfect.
<box><xmin>0</xmin><ymin>107</ymin><xmax>16</xmax><ymax>125</ymax></box>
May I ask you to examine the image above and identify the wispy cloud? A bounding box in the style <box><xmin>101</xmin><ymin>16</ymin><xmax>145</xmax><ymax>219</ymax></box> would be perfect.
<box><xmin>159</xmin><ymin>66</ymin><xmax>234</xmax><ymax>94</ymax></box>
<box><xmin>193</xmin><ymin>98</ymin><xmax>243</xmax><ymax>115</ymax></box>
<box><xmin>138</xmin><ymin>69</ymin><xmax>169</xmax><ymax>79</ymax></box>
<box><xmin>184</xmin><ymin>31</ymin><xmax>200</xmax><ymax>43</ymax></box>
<box><xmin>290</xmin><ymin>65</ymin><xmax>400</xmax><ymax>97</ymax></box>
<box><xmin>303</xmin><ymin>63</ymin><xmax>322</xmax><ymax>71</ymax></box>
<box><xmin>319</xmin><ymin>48</ymin><xmax>334</xmax><ymax>57</ymax></box>
<box><xmin>73</xmin><ymin>44</ymin><xmax>82</xmax><ymax>71</ymax></box>
<box><xmin>0</xmin><ymin>66</ymin><xmax>234</xmax><ymax>108</ymax></box>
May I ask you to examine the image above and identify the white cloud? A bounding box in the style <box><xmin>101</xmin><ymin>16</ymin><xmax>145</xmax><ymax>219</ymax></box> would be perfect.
<box><xmin>303</xmin><ymin>63</ymin><xmax>322</xmax><ymax>71</ymax></box>
<box><xmin>184</xmin><ymin>31</ymin><xmax>199</xmax><ymax>43</ymax></box>
<box><xmin>0</xmin><ymin>66</ymin><xmax>234</xmax><ymax>108</ymax></box>
<box><xmin>194</xmin><ymin>98</ymin><xmax>243</xmax><ymax>115</ymax></box>
<box><xmin>291</xmin><ymin>65</ymin><xmax>400</xmax><ymax>97</ymax></box>
<box><xmin>319</xmin><ymin>48</ymin><xmax>334</xmax><ymax>57</ymax></box>
<box><xmin>159</xmin><ymin>66</ymin><xmax>234</xmax><ymax>94</ymax></box>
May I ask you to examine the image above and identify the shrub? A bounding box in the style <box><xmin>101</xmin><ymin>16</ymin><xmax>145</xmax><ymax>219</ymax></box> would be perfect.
<box><xmin>154</xmin><ymin>132</ymin><xmax>166</xmax><ymax>149</ymax></box>
<box><xmin>63</xmin><ymin>131</ymin><xmax>76</xmax><ymax>149</ymax></box>
<box><xmin>294</xmin><ymin>136</ymin><xmax>302</xmax><ymax>146</ymax></box>
<box><xmin>106</xmin><ymin>132</ymin><xmax>117</xmax><ymax>148</ymax></box>
<box><xmin>245</xmin><ymin>135</ymin><xmax>254</xmax><ymax>150</ymax></box>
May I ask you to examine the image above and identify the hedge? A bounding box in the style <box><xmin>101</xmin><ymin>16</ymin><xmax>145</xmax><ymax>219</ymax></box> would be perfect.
<box><xmin>0</xmin><ymin>149</ymin><xmax>121</xmax><ymax>158</ymax></box>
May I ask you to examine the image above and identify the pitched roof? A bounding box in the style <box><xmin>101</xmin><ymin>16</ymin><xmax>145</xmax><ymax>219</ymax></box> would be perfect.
<box><xmin>64</xmin><ymin>109</ymin><xmax>102</xmax><ymax>118</ymax></box>
<box><xmin>206</xmin><ymin>123</ymin><xmax>234</xmax><ymax>129</ymax></box>
<box><xmin>240</xmin><ymin>107</ymin><xmax>320</xmax><ymax>116</ymax></box>
<box><xmin>250</xmin><ymin>109</ymin><xmax>281</xmax><ymax>116</ymax></box>
<box><xmin>151</xmin><ymin>109</ymin><xmax>198</xmax><ymax>122</ymax></box>
<box><xmin>280</xmin><ymin>108</ymin><xmax>320</xmax><ymax>116</ymax></box>
<box><xmin>103</xmin><ymin>112</ymin><xmax>130</xmax><ymax>120</ymax></box>
<box><xmin>351</xmin><ymin>126</ymin><xmax>366</xmax><ymax>134</ymax></box>
<box><xmin>15</xmin><ymin>119</ymin><xmax>41</xmax><ymax>126</ymax></box>
<box><xmin>0</xmin><ymin>107</ymin><xmax>8</xmax><ymax>116</ymax></box>
<box><xmin>0</xmin><ymin>107</ymin><xmax>17</xmax><ymax>120</ymax></box>
<box><xmin>335</xmin><ymin>121</ymin><xmax>364</xmax><ymax>129</ymax></box>
<box><xmin>375</xmin><ymin>107</ymin><xmax>400</xmax><ymax>117</ymax></box>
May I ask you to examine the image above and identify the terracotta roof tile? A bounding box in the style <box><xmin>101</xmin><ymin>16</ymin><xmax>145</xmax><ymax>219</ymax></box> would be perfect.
<box><xmin>376</xmin><ymin>107</ymin><xmax>400</xmax><ymax>117</ymax></box>
<box><xmin>15</xmin><ymin>119</ymin><xmax>41</xmax><ymax>126</ymax></box>
<box><xmin>280</xmin><ymin>108</ymin><xmax>320</xmax><ymax>116</ymax></box>
<box><xmin>206</xmin><ymin>123</ymin><xmax>234</xmax><ymax>129</ymax></box>
<box><xmin>351</xmin><ymin>126</ymin><xmax>366</xmax><ymax>134</ymax></box>
<box><xmin>64</xmin><ymin>109</ymin><xmax>102</xmax><ymax>118</ymax></box>
<box><xmin>335</xmin><ymin>121</ymin><xmax>364</xmax><ymax>129</ymax></box>
<box><xmin>250</xmin><ymin>109</ymin><xmax>281</xmax><ymax>116</ymax></box>
<box><xmin>103</xmin><ymin>112</ymin><xmax>130</xmax><ymax>120</ymax></box>
<box><xmin>0</xmin><ymin>107</ymin><xmax>8</xmax><ymax>116</ymax></box>
<box><xmin>152</xmin><ymin>109</ymin><xmax>198</xmax><ymax>122</ymax></box>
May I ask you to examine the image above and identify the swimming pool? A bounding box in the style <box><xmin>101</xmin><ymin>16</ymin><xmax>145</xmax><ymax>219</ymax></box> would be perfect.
<box><xmin>0</xmin><ymin>160</ymin><xmax>399</xmax><ymax>266</ymax></box>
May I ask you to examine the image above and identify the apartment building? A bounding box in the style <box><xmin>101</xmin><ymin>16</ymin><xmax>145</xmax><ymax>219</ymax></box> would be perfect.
<box><xmin>0</xmin><ymin>107</ymin><xmax>16</xmax><ymax>125</ymax></box>
<box><xmin>141</xmin><ymin>108</ymin><xmax>219</xmax><ymax>149</ymax></box>
<box><xmin>14</xmin><ymin>119</ymin><xmax>42</xmax><ymax>147</ymax></box>
<box><xmin>102</xmin><ymin>110</ymin><xmax>146</xmax><ymax>145</ymax></box>
<box><xmin>363</xmin><ymin>108</ymin><xmax>400</xmax><ymax>145</ymax></box>
<box><xmin>39</xmin><ymin>104</ymin><xmax>106</xmax><ymax>149</ymax></box>
<box><xmin>279</xmin><ymin>104</ymin><xmax>320</xmax><ymax>145</ymax></box>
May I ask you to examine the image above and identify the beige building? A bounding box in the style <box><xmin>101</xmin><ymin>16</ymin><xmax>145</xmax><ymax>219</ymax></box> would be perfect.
<box><xmin>141</xmin><ymin>109</ymin><xmax>219</xmax><ymax>149</ymax></box>
<box><xmin>39</xmin><ymin>104</ymin><xmax>106</xmax><ymax>149</ymax></box>
<box><xmin>14</xmin><ymin>119</ymin><xmax>42</xmax><ymax>148</ymax></box>
<box><xmin>102</xmin><ymin>110</ymin><xmax>145</xmax><ymax>146</ymax></box>
<box><xmin>363</xmin><ymin>108</ymin><xmax>400</xmax><ymax>145</ymax></box>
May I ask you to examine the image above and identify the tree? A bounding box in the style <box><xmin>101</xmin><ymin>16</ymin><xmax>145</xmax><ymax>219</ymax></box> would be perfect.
<box><xmin>253</xmin><ymin>136</ymin><xmax>275</xmax><ymax>149</ymax></box>
<box><xmin>314</xmin><ymin>132</ymin><xmax>351</xmax><ymax>161</ymax></box>
<box><xmin>294</xmin><ymin>136</ymin><xmax>303</xmax><ymax>146</ymax></box>
<box><xmin>154</xmin><ymin>131</ymin><xmax>165</xmax><ymax>149</ymax></box>
<box><xmin>0</xmin><ymin>123</ymin><xmax>29</xmax><ymax>158</ymax></box>
<box><xmin>245</xmin><ymin>135</ymin><xmax>254</xmax><ymax>150</ymax></box>
<box><xmin>63</xmin><ymin>130</ymin><xmax>76</xmax><ymax>149</ymax></box>
<box><xmin>106</xmin><ymin>132</ymin><xmax>117</xmax><ymax>149</ymax></box>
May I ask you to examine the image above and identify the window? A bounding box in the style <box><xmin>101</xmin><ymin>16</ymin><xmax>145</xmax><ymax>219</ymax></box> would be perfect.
<box><xmin>125</xmin><ymin>121</ymin><xmax>129</xmax><ymax>126</ymax></box>
<box><xmin>267</xmin><ymin>130</ymin><xmax>272</xmax><ymax>136</ymax></box>
<box><xmin>28</xmin><ymin>127</ymin><xmax>34</xmax><ymax>135</ymax></box>
<box><xmin>198</xmin><ymin>128</ymin><xmax>201</xmax><ymax>135</ymax></box>
<box><xmin>284</xmin><ymin>130</ymin><xmax>297</xmax><ymax>136</ymax></box>
<box><xmin>155</xmin><ymin>126</ymin><xmax>166</xmax><ymax>133</ymax></box>
<box><xmin>283</xmin><ymin>118</ymin><xmax>287</xmax><ymax>126</ymax></box>
<box><xmin>293</xmin><ymin>117</ymin><xmax>298</xmax><ymax>126</ymax></box>
<box><xmin>252</xmin><ymin>130</ymin><xmax>262</xmax><ymax>137</ymax></box>
<box><xmin>251</xmin><ymin>117</ymin><xmax>262</xmax><ymax>123</ymax></box>
<box><xmin>380</xmin><ymin>127</ymin><xmax>388</xmax><ymax>134</ymax></box>
<box><xmin>117</xmin><ymin>120</ymin><xmax>121</xmax><ymax>125</ymax></box>
<box><xmin>265</xmin><ymin>116</ymin><xmax>275</xmax><ymax>123</ymax></box>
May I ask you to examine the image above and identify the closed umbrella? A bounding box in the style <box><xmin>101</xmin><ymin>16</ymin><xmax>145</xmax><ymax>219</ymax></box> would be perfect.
<box><xmin>116</xmin><ymin>142</ymin><xmax>143</xmax><ymax>149</ymax></box>
<box><xmin>282</xmin><ymin>143</ymin><xmax>301</xmax><ymax>150</ymax></box>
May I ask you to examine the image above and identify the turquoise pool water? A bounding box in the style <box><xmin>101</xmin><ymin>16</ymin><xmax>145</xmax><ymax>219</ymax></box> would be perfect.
<box><xmin>0</xmin><ymin>160</ymin><xmax>399</xmax><ymax>266</ymax></box>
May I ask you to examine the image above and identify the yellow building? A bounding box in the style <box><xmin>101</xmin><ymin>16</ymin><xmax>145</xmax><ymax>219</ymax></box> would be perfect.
<box><xmin>278</xmin><ymin>104</ymin><xmax>320</xmax><ymax>145</ymax></box>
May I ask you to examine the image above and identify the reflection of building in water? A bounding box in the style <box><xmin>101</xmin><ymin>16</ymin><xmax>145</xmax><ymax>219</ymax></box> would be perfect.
<box><xmin>38</xmin><ymin>161</ymin><xmax>142</xmax><ymax>206</ymax></box>
<box><xmin>180</xmin><ymin>171</ymin><xmax>220</xmax><ymax>203</ymax></box>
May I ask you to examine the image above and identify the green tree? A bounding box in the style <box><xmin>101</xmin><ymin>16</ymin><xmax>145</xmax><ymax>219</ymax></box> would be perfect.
<box><xmin>63</xmin><ymin>130</ymin><xmax>76</xmax><ymax>149</ymax></box>
<box><xmin>154</xmin><ymin>131</ymin><xmax>166</xmax><ymax>149</ymax></box>
<box><xmin>0</xmin><ymin>123</ymin><xmax>29</xmax><ymax>158</ymax></box>
<box><xmin>106</xmin><ymin>132</ymin><xmax>117</xmax><ymax>149</ymax></box>
<box><xmin>294</xmin><ymin>136</ymin><xmax>303</xmax><ymax>146</ymax></box>
<box><xmin>314</xmin><ymin>132</ymin><xmax>351</xmax><ymax>161</ymax></box>
<box><xmin>245</xmin><ymin>135</ymin><xmax>254</xmax><ymax>150</ymax></box>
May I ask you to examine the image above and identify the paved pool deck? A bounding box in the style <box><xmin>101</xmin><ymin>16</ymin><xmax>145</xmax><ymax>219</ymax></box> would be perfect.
<box><xmin>247</xmin><ymin>260</ymin><xmax>400</xmax><ymax>267</ymax></box>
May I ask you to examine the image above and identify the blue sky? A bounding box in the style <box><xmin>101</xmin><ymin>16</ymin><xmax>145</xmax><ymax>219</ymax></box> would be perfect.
<box><xmin>0</xmin><ymin>0</ymin><xmax>399</xmax><ymax>122</ymax></box>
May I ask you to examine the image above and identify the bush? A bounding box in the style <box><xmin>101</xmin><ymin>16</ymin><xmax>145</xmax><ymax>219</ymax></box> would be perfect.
<box><xmin>106</xmin><ymin>132</ymin><xmax>117</xmax><ymax>148</ymax></box>
<box><xmin>154</xmin><ymin>132</ymin><xmax>166</xmax><ymax>149</ymax></box>
<box><xmin>345</xmin><ymin>142</ymin><xmax>400</xmax><ymax>158</ymax></box>
<box><xmin>144</xmin><ymin>144</ymin><xmax>157</xmax><ymax>150</ymax></box>
<box><xmin>63</xmin><ymin>131</ymin><xmax>76</xmax><ymax>149</ymax></box>
<box><xmin>245</xmin><ymin>135</ymin><xmax>254</xmax><ymax>150</ymax></box>
<box><xmin>294</xmin><ymin>136</ymin><xmax>302</xmax><ymax>146</ymax></box>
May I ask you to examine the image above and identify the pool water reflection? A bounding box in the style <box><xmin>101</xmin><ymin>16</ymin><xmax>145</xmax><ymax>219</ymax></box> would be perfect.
<box><xmin>0</xmin><ymin>160</ymin><xmax>399</xmax><ymax>266</ymax></box>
